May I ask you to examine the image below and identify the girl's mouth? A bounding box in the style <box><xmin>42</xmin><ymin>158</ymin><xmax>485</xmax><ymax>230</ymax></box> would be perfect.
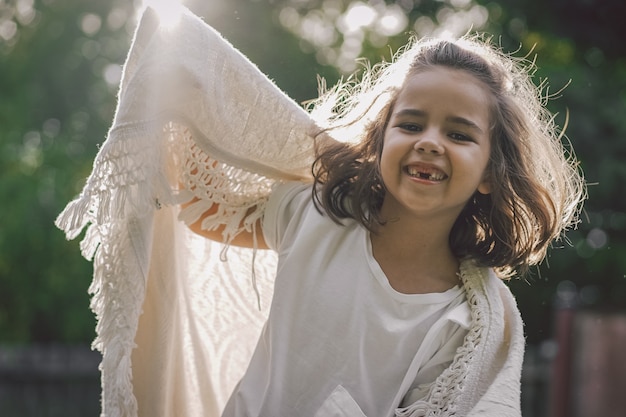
<box><xmin>405</xmin><ymin>166</ymin><xmax>447</xmax><ymax>181</ymax></box>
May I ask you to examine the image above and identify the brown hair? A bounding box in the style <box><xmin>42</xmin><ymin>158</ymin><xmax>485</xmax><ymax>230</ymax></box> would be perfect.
<box><xmin>310</xmin><ymin>36</ymin><xmax>585</xmax><ymax>277</ymax></box>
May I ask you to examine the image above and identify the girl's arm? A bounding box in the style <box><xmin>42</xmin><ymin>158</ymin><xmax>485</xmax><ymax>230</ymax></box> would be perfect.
<box><xmin>182</xmin><ymin>196</ymin><xmax>269</xmax><ymax>249</ymax></box>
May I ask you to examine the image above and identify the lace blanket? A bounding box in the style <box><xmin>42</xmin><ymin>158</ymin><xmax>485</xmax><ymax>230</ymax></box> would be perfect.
<box><xmin>56</xmin><ymin>6</ymin><xmax>524</xmax><ymax>417</ymax></box>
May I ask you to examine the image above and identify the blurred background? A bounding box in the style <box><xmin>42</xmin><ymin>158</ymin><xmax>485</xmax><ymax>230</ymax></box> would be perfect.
<box><xmin>0</xmin><ymin>0</ymin><xmax>625</xmax><ymax>415</ymax></box>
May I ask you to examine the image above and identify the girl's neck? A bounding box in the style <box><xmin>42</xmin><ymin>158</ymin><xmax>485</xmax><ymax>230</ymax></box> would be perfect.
<box><xmin>370</xmin><ymin>216</ymin><xmax>460</xmax><ymax>294</ymax></box>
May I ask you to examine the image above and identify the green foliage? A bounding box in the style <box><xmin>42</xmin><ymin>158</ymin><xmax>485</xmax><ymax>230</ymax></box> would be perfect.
<box><xmin>0</xmin><ymin>0</ymin><xmax>133</xmax><ymax>343</ymax></box>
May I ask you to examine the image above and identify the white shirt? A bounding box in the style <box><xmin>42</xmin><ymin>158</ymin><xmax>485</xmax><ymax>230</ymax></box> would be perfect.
<box><xmin>223</xmin><ymin>183</ymin><xmax>470</xmax><ymax>417</ymax></box>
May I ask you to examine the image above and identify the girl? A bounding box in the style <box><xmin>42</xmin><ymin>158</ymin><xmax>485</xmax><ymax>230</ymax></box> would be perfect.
<box><xmin>56</xmin><ymin>5</ymin><xmax>584</xmax><ymax>417</ymax></box>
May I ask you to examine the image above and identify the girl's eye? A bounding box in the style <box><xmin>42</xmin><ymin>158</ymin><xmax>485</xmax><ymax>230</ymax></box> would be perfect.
<box><xmin>449</xmin><ymin>132</ymin><xmax>474</xmax><ymax>142</ymax></box>
<box><xmin>399</xmin><ymin>123</ymin><xmax>422</xmax><ymax>132</ymax></box>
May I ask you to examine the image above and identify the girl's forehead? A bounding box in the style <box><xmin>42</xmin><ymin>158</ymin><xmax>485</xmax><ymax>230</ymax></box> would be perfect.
<box><xmin>394</xmin><ymin>68</ymin><xmax>493</xmax><ymax>124</ymax></box>
<box><xmin>400</xmin><ymin>67</ymin><xmax>490</xmax><ymax>96</ymax></box>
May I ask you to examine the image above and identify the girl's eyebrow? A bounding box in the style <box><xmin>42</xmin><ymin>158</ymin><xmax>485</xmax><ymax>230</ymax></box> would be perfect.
<box><xmin>394</xmin><ymin>108</ymin><xmax>485</xmax><ymax>134</ymax></box>
<box><xmin>447</xmin><ymin>116</ymin><xmax>485</xmax><ymax>134</ymax></box>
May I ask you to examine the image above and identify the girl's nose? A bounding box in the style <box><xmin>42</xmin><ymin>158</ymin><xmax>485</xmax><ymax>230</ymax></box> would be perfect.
<box><xmin>414</xmin><ymin>132</ymin><xmax>444</xmax><ymax>155</ymax></box>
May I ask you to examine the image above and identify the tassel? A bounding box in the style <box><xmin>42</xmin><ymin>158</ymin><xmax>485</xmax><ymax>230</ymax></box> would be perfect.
<box><xmin>395</xmin><ymin>402</ymin><xmax>432</xmax><ymax>417</ymax></box>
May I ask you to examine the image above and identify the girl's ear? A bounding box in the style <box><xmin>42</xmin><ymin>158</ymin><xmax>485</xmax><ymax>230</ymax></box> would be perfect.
<box><xmin>477</xmin><ymin>175</ymin><xmax>491</xmax><ymax>195</ymax></box>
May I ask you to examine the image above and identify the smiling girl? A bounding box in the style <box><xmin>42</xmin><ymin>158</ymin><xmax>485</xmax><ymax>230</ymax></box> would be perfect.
<box><xmin>57</xmin><ymin>6</ymin><xmax>585</xmax><ymax>417</ymax></box>
<box><xmin>185</xmin><ymin>37</ymin><xmax>585</xmax><ymax>416</ymax></box>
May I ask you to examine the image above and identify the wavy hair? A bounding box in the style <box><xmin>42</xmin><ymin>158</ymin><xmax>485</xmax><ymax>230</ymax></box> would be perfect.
<box><xmin>309</xmin><ymin>35</ymin><xmax>586</xmax><ymax>277</ymax></box>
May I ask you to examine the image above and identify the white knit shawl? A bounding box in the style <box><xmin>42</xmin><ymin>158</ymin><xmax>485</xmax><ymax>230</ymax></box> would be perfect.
<box><xmin>56</xmin><ymin>6</ymin><xmax>524</xmax><ymax>417</ymax></box>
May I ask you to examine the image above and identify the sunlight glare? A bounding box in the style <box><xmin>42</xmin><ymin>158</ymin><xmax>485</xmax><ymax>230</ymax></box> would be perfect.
<box><xmin>143</xmin><ymin>0</ymin><xmax>184</xmax><ymax>29</ymax></box>
<box><xmin>376</xmin><ymin>5</ymin><xmax>408</xmax><ymax>37</ymax></box>
<box><xmin>341</xmin><ymin>3</ymin><xmax>377</xmax><ymax>33</ymax></box>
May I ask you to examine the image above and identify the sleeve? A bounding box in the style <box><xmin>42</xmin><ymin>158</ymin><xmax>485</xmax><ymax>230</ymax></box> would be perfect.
<box><xmin>262</xmin><ymin>182</ymin><xmax>313</xmax><ymax>251</ymax></box>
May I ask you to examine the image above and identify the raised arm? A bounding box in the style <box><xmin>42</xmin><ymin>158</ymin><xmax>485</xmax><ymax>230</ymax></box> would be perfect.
<box><xmin>181</xmin><ymin>196</ymin><xmax>268</xmax><ymax>249</ymax></box>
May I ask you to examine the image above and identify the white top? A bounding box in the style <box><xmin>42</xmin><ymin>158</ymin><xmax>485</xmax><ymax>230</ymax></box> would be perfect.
<box><xmin>223</xmin><ymin>183</ymin><xmax>471</xmax><ymax>417</ymax></box>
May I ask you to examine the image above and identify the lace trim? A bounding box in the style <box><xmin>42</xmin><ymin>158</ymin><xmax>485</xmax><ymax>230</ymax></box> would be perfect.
<box><xmin>55</xmin><ymin>122</ymin><xmax>173</xmax><ymax>242</ymax></box>
<box><xmin>90</xmin><ymin>221</ymin><xmax>143</xmax><ymax>417</ymax></box>
<box><xmin>56</xmin><ymin>119</ymin><xmax>277</xmax><ymax>263</ymax></box>
<box><xmin>173</xmin><ymin>122</ymin><xmax>276</xmax><ymax>242</ymax></box>
<box><xmin>395</xmin><ymin>260</ymin><xmax>489</xmax><ymax>417</ymax></box>
<box><xmin>54</xmin><ymin>121</ymin><xmax>172</xmax><ymax>417</ymax></box>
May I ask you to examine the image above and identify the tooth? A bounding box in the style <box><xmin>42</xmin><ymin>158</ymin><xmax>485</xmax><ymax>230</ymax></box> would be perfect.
<box><xmin>406</xmin><ymin>166</ymin><xmax>445</xmax><ymax>180</ymax></box>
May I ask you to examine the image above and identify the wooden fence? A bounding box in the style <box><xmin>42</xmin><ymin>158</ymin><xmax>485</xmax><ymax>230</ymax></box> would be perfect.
<box><xmin>0</xmin><ymin>345</ymin><xmax>100</xmax><ymax>417</ymax></box>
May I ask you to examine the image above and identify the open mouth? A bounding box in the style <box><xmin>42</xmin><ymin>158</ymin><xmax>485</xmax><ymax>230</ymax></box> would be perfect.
<box><xmin>405</xmin><ymin>166</ymin><xmax>447</xmax><ymax>181</ymax></box>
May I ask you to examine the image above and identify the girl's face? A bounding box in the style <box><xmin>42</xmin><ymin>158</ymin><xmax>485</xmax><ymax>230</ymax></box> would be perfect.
<box><xmin>379</xmin><ymin>67</ymin><xmax>492</xmax><ymax>225</ymax></box>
